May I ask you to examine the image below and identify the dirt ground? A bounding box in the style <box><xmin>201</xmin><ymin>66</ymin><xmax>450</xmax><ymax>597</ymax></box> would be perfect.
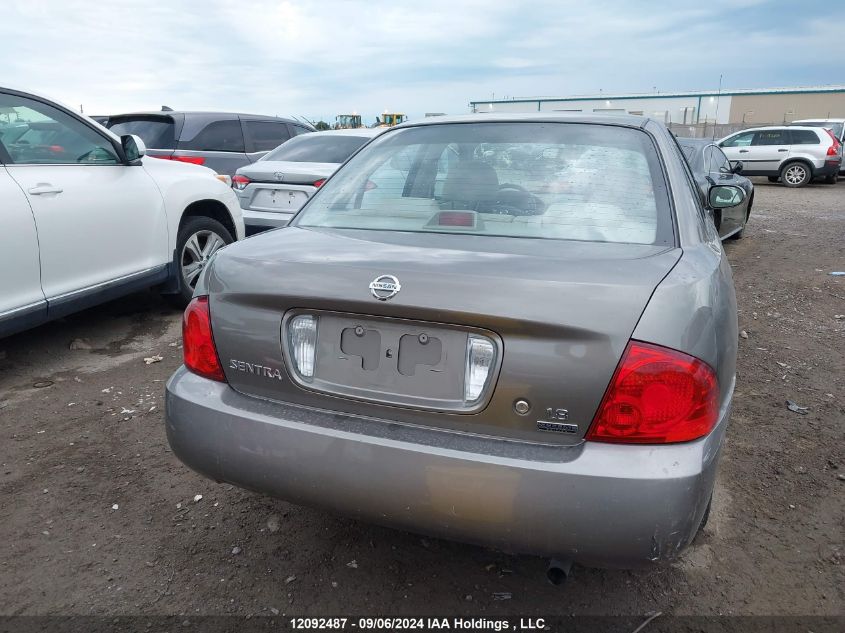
<box><xmin>0</xmin><ymin>179</ymin><xmax>842</xmax><ymax>621</ymax></box>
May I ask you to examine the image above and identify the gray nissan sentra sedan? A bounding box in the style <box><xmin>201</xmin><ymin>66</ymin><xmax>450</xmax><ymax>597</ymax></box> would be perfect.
<box><xmin>166</xmin><ymin>113</ymin><xmax>742</xmax><ymax>572</ymax></box>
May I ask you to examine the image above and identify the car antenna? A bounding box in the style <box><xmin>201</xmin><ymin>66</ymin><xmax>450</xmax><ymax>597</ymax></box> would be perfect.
<box><xmin>712</xmin><ymin>74</ymin><xmax>722</xmax><ymax>143</ymax></box>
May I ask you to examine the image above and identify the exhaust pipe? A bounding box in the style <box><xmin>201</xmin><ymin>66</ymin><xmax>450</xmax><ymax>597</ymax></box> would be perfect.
<box><xmin>546</xmin><ymin>558</ymin><xmax>573</xmax><ymax>586</ymax></box>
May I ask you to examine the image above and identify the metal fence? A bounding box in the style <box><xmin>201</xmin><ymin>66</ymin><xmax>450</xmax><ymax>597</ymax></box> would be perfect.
<box><xmin>666</xmin><ymin>121</ymin><xmax>779</xmax><ymax>140</ymax></box>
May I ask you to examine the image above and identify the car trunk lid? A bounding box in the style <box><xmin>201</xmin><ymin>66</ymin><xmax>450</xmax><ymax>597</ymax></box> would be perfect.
<box><xmin>207</xmin><ymin>227</ymin><xmax>681</xmax><ymax>444</ymax></box>
<box><xmin>237</xmin><ymin>161</ymin><xmax>338</xmax><ymax>185</ymax></box>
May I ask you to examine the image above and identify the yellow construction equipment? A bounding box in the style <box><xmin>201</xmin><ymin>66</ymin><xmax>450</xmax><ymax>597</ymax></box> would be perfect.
<box><xmin>334</xmin><ymin>114</ymin><xmax>362</xmax><ymax>129</ymax></box>
<box><xmin>378</xmin><ymin>113</ymin><xmax>406</xmax><ymax>127</ymax></box>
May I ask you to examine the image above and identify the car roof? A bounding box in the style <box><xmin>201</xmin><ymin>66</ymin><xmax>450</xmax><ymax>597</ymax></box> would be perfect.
<box><xmin>728</xmin><ymin>125</ymin><xmax>820</xmax><ymax>132</ymax></box>
<box><xmin>676</xmin><ymin>137</ymin><xmax>718</xmax><ymax>147</ymax></box>
<box><xmin>108</xmin><ymin>111</ymin><xmax>304</xmax><ymax>123</ymax></box>
<box><xmin>390</xmin><ymin>112</ymin><xmax>651</xmax><ymax>129</ymax></box>
<box><xmin>310</xmin><ymin>128</ymin><xmax>382</xmax><ymax>137</ymax></box>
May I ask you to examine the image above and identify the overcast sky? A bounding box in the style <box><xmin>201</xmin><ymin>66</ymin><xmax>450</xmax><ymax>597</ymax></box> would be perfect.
<box><xmin>1</xmin><ymin>0</ymin><xmax>838</xmax><ymax>124</ymax></box>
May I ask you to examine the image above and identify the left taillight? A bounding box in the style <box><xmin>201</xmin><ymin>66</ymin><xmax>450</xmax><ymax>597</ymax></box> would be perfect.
<box><xmin>824</xmin><ymin>129</ymin><xmax>841</xmax><ymax>156</ymax></box>
<box><xmin>183</xmin><ymin>296</ymin><xmax>226</xmax><ymax>382</ymax></box>
<box><xmin>586</xmin><ymin>341</ymin><xmax>719</xmax><ymax>444</ymax></box>
<box><xmin>232</xmin><ymin>174</ymin><xmax>251</xmax><ymax>190</ymax></box>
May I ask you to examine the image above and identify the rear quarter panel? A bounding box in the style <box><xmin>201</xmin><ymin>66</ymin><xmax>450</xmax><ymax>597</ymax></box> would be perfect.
<box><xmin>638</xmin><ymin>122</ymin><xmax>738</xmax><ymax>412</ymax></box>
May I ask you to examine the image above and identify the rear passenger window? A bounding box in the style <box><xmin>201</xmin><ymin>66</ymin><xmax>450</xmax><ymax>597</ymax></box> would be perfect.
<box><xmin>790</xmin><ymin>130</ymin><xmax>820</xmax><ymax>145</ymax></box>
<box><xmin>291</xmin><ymin>125</ymin><xmax>311</xmax><ymax>137</ymax></box>
<box><xmin>180</xmin><ymin>120</ymin><xmax>244</xmax><ymax>152</ymax></box>
<box><xmin>244</xmin><ymin>120</ymin><xmax>291</xmax><ymax>152</ymax></box>
<box><xmin>753</xmin><ymin>130</ymin><xmax>788</xmax><ymax>146</ymax></box>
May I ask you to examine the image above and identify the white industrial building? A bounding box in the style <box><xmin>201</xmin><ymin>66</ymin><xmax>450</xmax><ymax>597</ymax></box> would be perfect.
<box><xmin>469</xmin><ymin>86</ymin><xmax>845</xmax><ymax>125</ymax></box>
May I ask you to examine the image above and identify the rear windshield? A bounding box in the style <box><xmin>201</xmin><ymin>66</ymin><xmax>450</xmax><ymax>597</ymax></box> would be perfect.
<box><xmin>263</xmin><ymin>134</ymin><xmax>371</xmax><ymax>163</ymax></box>
<box><xmin>108</xmin><ymin>116</ymin><xmax>176</xmax><ymax>149</ymax></box>
<box><xmin>796</xmin><ymin>122</ymin><xmax>844</xmax><ymax>138</ymax></box>
<box><xmin>294</xmin><ymin>122</ymin><xmax>672</xmax><ymax>245</ymax></box>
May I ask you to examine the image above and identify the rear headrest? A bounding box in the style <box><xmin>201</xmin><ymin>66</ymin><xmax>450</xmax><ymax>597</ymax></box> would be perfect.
<box><xmin>441</xmin><ymin>160</ymin><xmax>499</xmax><ymax>204</ymax></box>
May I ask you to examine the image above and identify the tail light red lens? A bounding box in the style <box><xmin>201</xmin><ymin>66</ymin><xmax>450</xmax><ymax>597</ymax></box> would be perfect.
<box><xmin>182</xmin><ymin>296</ymin><xmax>226</xmax><ymax>382</ymax></box>
<box><xmin>152</xmin><ymin>155</ymin><xmax>206</xmax><ymax>165</ymax></box>
<box><xmin>313</xmin><ymin>178</ymin><xmax>326</xmax><ymax>188</ymax></box>
<box><xmin>586</xmin><ymin>341</ymin><xmax>719</xmax><ymax>444</ymax></box>
<box><xmin>231</xmin><ymin>174</ymin><xmax>251</xmax><ymax>190</ymax></box>
<box><xmin>824</xmin><ymin>129</ymin><xmax>841</xmax><ymax>156</ymax></box>
<box><xmin>172</xmin><ymin>155</ymin><xmax>206</xmax><ymax>165</ymax></box>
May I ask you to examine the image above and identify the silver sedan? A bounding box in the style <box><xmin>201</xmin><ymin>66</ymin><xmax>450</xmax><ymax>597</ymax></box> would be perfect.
<box><xmin>232</xmin><ymin>128</ymin><xmax>381</xmax><ymax>234</ymax></box>
<box><xmin>166</xmin><ymin>113</ymin><xmax>741</xmax><ymax>575</ymax></box>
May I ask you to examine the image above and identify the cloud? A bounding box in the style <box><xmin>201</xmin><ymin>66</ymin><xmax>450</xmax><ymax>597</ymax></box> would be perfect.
<box><xmin>0</xmin><ymin>0</ymin><xmax>839</xmax><ymax>122</ymax></box>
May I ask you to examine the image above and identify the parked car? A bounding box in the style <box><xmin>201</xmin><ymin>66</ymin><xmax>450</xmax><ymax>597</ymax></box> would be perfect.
<box><xmin>233</xmin><ymin>128</ymin><xmax>382</xmax><ymax>234</ymax></box>
<box><xmin>718</xmin><ymin>126</ymin><xmax>841</xmax><ymax>186</ymax></box>
<box><xmin>0</xmin><ymin>87</ymin><xmax>244</xmax><ymax>338</ymax></box>
<box><xmin>678</xmin><ymin>138</ymin><xmax>754</xmax><ymax>240</ymax></box>
<box><xmin>790</xmin><ymin>118</ymin><xmax>845</xmax><ymax>175</ymax></box>
<box><xmin>166</xmin><ymin>113</ymin><xmax>743</xmax><ymax>572</ymax></box>
<box><xmin>106</xmin><ymin>111</ymin><xmax>315</xmax><ymax>176</ymax></box>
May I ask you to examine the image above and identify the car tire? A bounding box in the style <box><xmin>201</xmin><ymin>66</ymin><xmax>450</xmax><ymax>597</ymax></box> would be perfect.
<box><xmin>823</xmin><ymin>174</ymin><xmax>838</xmax><ymax>184</ymax></box>
<box><xmin>780</xmin><ymin>162</ymin><xmax>811</xmax><ymax>188</ymax></box>
<box><xmin>167</xmin><ymin>216</ymin><xmax>234</xmax><ymax>307</ymax></box>
<box><xmin>767</xmin><ymin>176</ymin><xmax>779</xmax><ymax>183</ymax></box>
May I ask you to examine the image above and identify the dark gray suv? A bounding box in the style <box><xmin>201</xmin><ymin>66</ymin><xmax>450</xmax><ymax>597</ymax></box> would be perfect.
<box><xmin>107</xmin><ymin>111</ymin><xmax>315</xmax><ymax>176</ymax></box>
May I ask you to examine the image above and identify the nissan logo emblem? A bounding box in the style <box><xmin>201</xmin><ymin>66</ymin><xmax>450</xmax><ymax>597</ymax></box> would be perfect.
<box><xmin>369</xmin><ymin>275</ymin><xmax>401</xmax><ymax>301</ymax></box>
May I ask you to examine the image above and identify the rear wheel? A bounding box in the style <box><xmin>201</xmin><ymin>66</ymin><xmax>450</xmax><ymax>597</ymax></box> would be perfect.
<box><xmin>781</xmin><ymin>162</ymin><xmax>811</xmax><ymax>188</ymax></box>
<box><xmin>167</xmin><ymin>216</ymin><xmax>233</xmax><ymax>307</ymax></box>
<box><xmin>823</xmin><ymin>174</ymin><xmax>839</xmax><ymax>184</ymax></box>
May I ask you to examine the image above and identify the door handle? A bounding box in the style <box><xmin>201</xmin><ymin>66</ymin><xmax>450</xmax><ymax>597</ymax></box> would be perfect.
<box><xmin>28</xmin><ymin>184</ymin><xmax>63</xmax><ymax>195</ymax></box>
<box><xmin>738</xmin><ymin>149</ymin><xmax>749</xmax><ymax>153</ymax></box>
<box><xmin>778</xmin><ymin>149</ymin><xmax>788</xmax><ymax>152</ymax></box>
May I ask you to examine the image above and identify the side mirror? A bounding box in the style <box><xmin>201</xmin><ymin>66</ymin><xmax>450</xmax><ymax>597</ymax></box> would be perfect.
<box><xmin>709</xmin><ymin>185</ymin><xmax>745</xmax><ymax>209</ymax></box>
<box><xmin>731</xmin><ymin>161</ymin><xmax>743</xmax><ymax>174</ymax></box>
<box><xmin>121</xmin><ymin>134</ymin><xmax>146</xmax><ymax>163</ymax></box>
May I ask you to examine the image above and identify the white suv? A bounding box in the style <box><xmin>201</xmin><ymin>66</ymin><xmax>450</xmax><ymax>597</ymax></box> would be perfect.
<box><xmin>1</xmin><ymin>87</ymin><xmax>244</xmax><ymax>338</ymax></box>
<box><xmin>718</xmin><ymin>126</ymin><xmax>842</xmax><ymax>187</ymax></box>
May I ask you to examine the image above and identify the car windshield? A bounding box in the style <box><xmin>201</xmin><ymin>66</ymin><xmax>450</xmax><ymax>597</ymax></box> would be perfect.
<box><xmin>796</xmin><ymin>122</ymin><xmax>844</xmax><ymax>138</ymax></box>
<box><xmin>263</xmin><ymin>134</ymin><xmax>371</xmax><ymax>163</ymax></box>
<box><xmin>108</xmin><ymin>117</ymin><xmax>176</xmax><ymax>149</ymax></box>
<box><xmin>294</xmin><ymin>122</ymin><xmax>671</xmax><ymax>245</ymax></box>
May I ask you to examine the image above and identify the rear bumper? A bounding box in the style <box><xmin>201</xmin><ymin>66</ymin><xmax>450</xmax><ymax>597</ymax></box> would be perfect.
<box><xmin>165</xmin><ymin>367</ymin><xmax>731</xmax><ymax>568</ymax></box>
<box><xmin>241</xmin><ymin>208</ymin><xmax>295</xmax><ymax>233</ymax></box>
<box><xmin>816</xmin><ymin>160</ymin><xmax>842</xmax><ymax>177</ymax></box>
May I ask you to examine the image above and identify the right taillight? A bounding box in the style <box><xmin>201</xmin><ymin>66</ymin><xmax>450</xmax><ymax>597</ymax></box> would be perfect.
<box><xmin>586</xmin><ymin>341</ymin><xmax>718</xmax><ymax>444</ymax></box>
<box><xmin>231</xmin><ymin>174</ymin><xmax>251</xmax><ymax>190</ymax></box>
<box><xmin>183</xmin><ymin>296</ymin><xmax>226</xmax><ymax>382</ymax></box>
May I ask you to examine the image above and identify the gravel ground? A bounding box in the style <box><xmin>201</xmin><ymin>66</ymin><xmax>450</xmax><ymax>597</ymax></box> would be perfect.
<box><xmin>0</xmin><ymin>179</ymin><xmax>842</xmax><ymax>621</ymax></box>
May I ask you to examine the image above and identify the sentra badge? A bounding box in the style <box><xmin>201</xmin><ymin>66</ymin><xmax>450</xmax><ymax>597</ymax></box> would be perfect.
<box><xmin>229</xmin><ymin>359</ymin><xmax>283</xmax><ymax>380</ymax></box>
